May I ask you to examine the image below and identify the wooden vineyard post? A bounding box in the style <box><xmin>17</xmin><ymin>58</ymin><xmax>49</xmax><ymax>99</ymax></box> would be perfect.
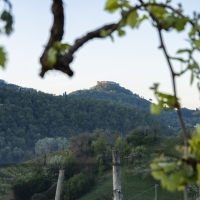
<box><xmin>113</xmin><ymin>150</ymin><xmax>123</xmax><ymax>200</ymax></box>
<box><xmin>55</xmin><ymin>170</ymin><xmax>65</xmax><ymax>200</ymax></box>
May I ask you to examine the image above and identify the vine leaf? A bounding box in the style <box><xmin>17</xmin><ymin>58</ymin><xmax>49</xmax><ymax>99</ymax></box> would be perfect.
<box><xmin>47</xmin><ymin>48</ymin><xmax>58</xmax><ymax>67</ymax></box>
<box><xmin>1</xmin><ymin>10</ymin><xmax>13</xmax><ymax>35</ymax></box>
<box><xmin>127</xmin><ymin>11</ymin><xmax>138</xmax><ymax>28</ymax></box>
<box><xmin>0</xmin><ymin>47</ymin><xmax>7</xmax><ymax>68</ymax></box>
<box><xmin>176</xmin><ymin>49</ymin><xmax>191</xmax><ymax>54</ymax></box>
<box><xmin>105</xmin><ymin>0</ymin><xmax>120</xmax><ymax>13</ymax></box>
<box><xmin>194</xmin><ymin>40</ymin><xmax>200</xmax><ymax>47</ymax></box>
<box><xmin>117</xmin><ymin>28</ymin><xmax>126</xmax><ymax>36</ymax></box>
<box><xmin>150</xmin><ymin>103</ymin><xmax>162</xmax><ymax>114</ymax></box>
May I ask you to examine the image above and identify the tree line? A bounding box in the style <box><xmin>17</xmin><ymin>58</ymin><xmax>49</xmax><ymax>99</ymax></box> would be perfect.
<box><xmin>0</xmin><ymin>85</ymin><xmax>172</xmax><ymax>164</ymax></box>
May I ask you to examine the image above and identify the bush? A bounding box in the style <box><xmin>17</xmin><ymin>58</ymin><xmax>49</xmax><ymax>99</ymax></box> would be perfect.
<box><xmin>126</xmin><ymin>128</ymin><xmax>157</xmax><ymax>146</ymax></box>
<box><xmin>12</xmin><ymin>180</ymin><xmax>32</xmax><ymax>200</ymax></box>
<box><xmin>12</xmin><ymin>171</ymin><xmax>51</xmax><ymax>200</ymax></box>
<box><xmin>61</xmin><ymin>172</ymin><xmax>95</xmax><ymax>200</ymax></box>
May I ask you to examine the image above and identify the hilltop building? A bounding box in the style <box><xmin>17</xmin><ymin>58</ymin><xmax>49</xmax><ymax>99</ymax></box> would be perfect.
<box><xmin>96</xmin><ymin>81</ymin><xmax>119</xmax><ymax>86</ymax></box>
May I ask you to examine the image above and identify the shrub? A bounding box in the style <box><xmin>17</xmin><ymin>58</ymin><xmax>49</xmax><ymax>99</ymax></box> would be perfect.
<box><xmin>61</xmin><ymin>172</ymin><xmax>95</xmax><ymax>200</ymax></box>
<box><xmin>12</xmin><ymin>171</ymin><xmax>51</xmax><ymax>200</ymax></box>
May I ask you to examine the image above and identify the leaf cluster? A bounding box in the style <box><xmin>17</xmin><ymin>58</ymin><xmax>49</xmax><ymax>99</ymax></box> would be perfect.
<box><xmin>47</xmin><ymin>41</ymin><xmax>70</xmax><ymax>67</ymax></box>
<box><xmin>0</xmin><ymin>0</ymin><xmax>13</xmax><ymax>68</ymax></box>
<box><xmin>151</xmin><ymin>126</ymin><xmax>200</xmax><ymax>191</ymax></box>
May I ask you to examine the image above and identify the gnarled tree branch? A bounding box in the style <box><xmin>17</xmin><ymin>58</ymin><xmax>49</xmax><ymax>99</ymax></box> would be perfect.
<box><xmin>40</xmin><ymin>0</ymin><xmax>65</xmax><ymax>77</ymax></box>
<box><xmin>39</xmin><ymin>0</ymin><xmax>117</xmax><ymax>78</ymax></box>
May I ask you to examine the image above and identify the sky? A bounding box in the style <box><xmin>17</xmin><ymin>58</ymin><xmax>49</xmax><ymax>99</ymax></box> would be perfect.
<box><xmin>0</xmin><ymin>0</ymin><xmax>200</xmax><ymax>109</ymax></box>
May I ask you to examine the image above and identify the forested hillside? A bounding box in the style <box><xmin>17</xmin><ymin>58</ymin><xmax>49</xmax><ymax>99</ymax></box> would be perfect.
<box><xmin>70</xmin><ymin>82</ymin><xmax>200</xmax><ymax>130</ymax></box>
<box><xmin>70</xmin><ymin>81</ymin><xmax>150</xmax><ymax>109</ymax></box>
<box><xmin>0</xmin><ymin>81</ymin><xmax>172</xmax><ymax>164</ymax></box>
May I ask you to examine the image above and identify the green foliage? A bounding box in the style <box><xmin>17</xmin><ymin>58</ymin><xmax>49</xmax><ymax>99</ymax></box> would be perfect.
<box><xmin>64</xmin><ymin>155</ymin><xmax>80</xmax><ymax>180</ymax></box>
<box><xmin>0</xmin><ymin>83</ymin><xmax>173</xmax><ymax>164</ymax></box>
<box><xmin>12</xmin><ymin>170</ymin><xmax>51</xmax><ymax>200</ymax></box>
<box><xmin>117</xmin><ymin>26</ymin><xmax>126</xmax><ymax>36</ymax></box>
<box><xmin>93</xmin><ymin>134</ymin><xmax>107</xmax><ymax>156</ymax></box>
<box><xmin>150</xmin><ymin>83</ymin><xmax>180</xmax><ymax>114</ymax></box>
<box><xmin>126</xmin><ymin>127</ymin><xmax>157</xmax><ymax>146</ymax></box>
<box><xmin>0</xmin><ymin>47</ymin><xmax>7</xmax><ymax>68</ymax></box>
<box><xmin>47</xmin><ymin>48</ymin><xmax>57</xmax><ymax>67</ymax></box>
<box><xmin>151</xmin><ymin>126</ymin><xmax>200</xmax><ymax>192</ymax></box>
<box><xmin>47</xmin><ymin>41</ymin><xmax>70</xmax><ymax>66</ymax></box>
<box><xmin>114</xmin><ymin>136</ymin><xmax>131</xmax><ymax>157</ymax></box>
<box><xmin>98</xmin><ymin>158</ymin><xmax>105</xmax><ymax>177</ymax></box>
<box><xmin>62</xmin><ymin>173</ymin><xmax>95</xmax><ymax>200</ymax></box>
<box><xmin>127</xmin><ymin>11</ymin><xmax>138</xmax><ymax>28</ymax></box>
<box><xmin>105</xmin><ymin>0</ymin><xmax>120</xmax><ymax>13</ymax></box>
<box><xmin>1</xmin><ymin>10</ymin><xmax>13</xmax><ymax>35</ymax></box>
<box><xmin>0</xmin><ymin>2</ymin><xmax>13</xmax><ymax>69</ymax></box>
<box><xmin>1</xmin><ymin>81</ymin><xmax>198</xmax><ymax>164</ymax></box>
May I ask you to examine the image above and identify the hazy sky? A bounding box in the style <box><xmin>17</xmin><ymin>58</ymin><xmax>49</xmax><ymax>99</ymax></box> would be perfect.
<box><xmin>1</xmin><ymin>0</ymin><xmax>200</xmax><ymax>109</ymax></box>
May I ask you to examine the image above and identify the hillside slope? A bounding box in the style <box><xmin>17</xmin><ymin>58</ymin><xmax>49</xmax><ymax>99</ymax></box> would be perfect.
<box><xmin>69</xmin><ymin>81</ymin><xmax>150</xmax><ymax>109</ymax></box>
<box><xmin>0</xmin><ymin>81</ymin><xmax>172</xmax><ymax>164</ymax></box>
<box><xmin>70</xmin><ymin>81</ymin><xmax>200</xmax><ymax>130</ymax></box>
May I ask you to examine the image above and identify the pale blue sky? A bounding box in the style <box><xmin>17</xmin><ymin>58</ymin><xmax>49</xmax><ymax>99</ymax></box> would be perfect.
<box><xmin>0</xmin><ymin>0</ymin><xmax>200</xmax><ymax>109</ymax></box>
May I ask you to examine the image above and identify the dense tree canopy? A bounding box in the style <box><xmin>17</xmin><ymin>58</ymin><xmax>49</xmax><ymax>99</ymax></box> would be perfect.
<box><xmin>0</xmin><ymin>83</ymin><xmax>173</xmax><ymax>164</ymax></box>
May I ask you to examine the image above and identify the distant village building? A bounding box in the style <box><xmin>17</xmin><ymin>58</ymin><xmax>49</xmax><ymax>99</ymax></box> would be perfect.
<box><xmin>97</xmin><ymin>81</ymin><xmax>119</xmax><ymax>85</ymax></box>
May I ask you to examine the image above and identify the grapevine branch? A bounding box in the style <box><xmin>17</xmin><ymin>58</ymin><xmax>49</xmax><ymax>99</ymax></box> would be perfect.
<box><xmin>138</xmin><ymin>0</ymin><xmax>189</xmax><ymax>198</ymax></box>
<box><xmin>139</xmin><ymin>0</ymin><xmax>189</xmax><ymax>148</ymax></box>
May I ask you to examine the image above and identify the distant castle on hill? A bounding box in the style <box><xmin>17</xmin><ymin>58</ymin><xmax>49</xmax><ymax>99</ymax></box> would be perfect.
<box><xmin>97</xmin><ymin>81</ymin><xmax>119</xmax><ymax>86</ymax></box>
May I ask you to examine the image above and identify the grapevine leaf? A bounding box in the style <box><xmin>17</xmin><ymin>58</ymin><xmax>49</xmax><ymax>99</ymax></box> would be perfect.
<box><xmin>190</xmin><ymin>72</ymin><xmax>194</xmax><ymax>85</ymax></box>
<box><xmin>136</xmin><ymin>15</ymin><xmax>148</xmax><ymax>27</ymax></box>
<box><xmin>0</xmin><ymin>47</ymin><xmax>7</xmax><ymax>68</ymax></box>
<box><xmin>105</xmin><ymin>0</ymin><xmax>120</xmax><ymax>13</ymax></box>
<box><xmin>150</xmin><ymin>103</ymin><xmax>162</xmax><ymax>114</ymax></box>
<box><xmin>127</xmin><ymin>11</ymin><xmax>138</xmax><ymax>28</ymax></box>
<box><xmin>194</xmin><ymin>40</ymin><xmax>200</xmax><ymax>47</ymax></box>
<box><xmin>1</xmin><ymin>10</ymin><xmax>13</xmax><ymax>35</ymax></box>
<box><xmin>100</xmin><ymin>30</ymin><xmax>110</xmax><ymax>38</ymax></box>
<box><xmin>47</xmin><ymin>47</ymin><xmax>58</xmax><ymax>67</ymax></box>
<box><xmin>174</xmin><ymin>17</ymin><xmax>189</xmax><ymax>32</ymax></box>
<box><xmin>117</xmin><ymin>29</ymin><xmax>125</xmax><ymax>36</ymax></box>
<box><xmin>60</xmin><ymin>43</ymin><xmax>70</xmax><ymax>52</ymax></box>
<box><xmin>177</xmin><ymin>49</ymin><xmax>191</xmax><ymax>54</ymax></box>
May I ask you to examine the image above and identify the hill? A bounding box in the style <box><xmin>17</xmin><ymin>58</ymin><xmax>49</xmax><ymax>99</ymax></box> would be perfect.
<box><xmin>70</xmin><ymin>81</ymin><xmax>200</xmax><ymax>131</ymax></box>
<box><xmin>69</xmin><ymin>81</ymin><xmax>150</xmax><ymax>109</ymax></box>
<box><xmin>0</xmin><ymin>80</ymin><xmax>173</xmax><ymax>164</ymax></box>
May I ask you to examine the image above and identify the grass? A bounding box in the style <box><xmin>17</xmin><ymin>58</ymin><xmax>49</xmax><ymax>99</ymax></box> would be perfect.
<box><xmin>78</xmin><ymin>168</ymin><xmax>185</xmax><ymax>200</ymax></box>
<box><xmin>78</xmin><ymin>137</ymin><xmax>194</xmax><ymax>200</ymax></box>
